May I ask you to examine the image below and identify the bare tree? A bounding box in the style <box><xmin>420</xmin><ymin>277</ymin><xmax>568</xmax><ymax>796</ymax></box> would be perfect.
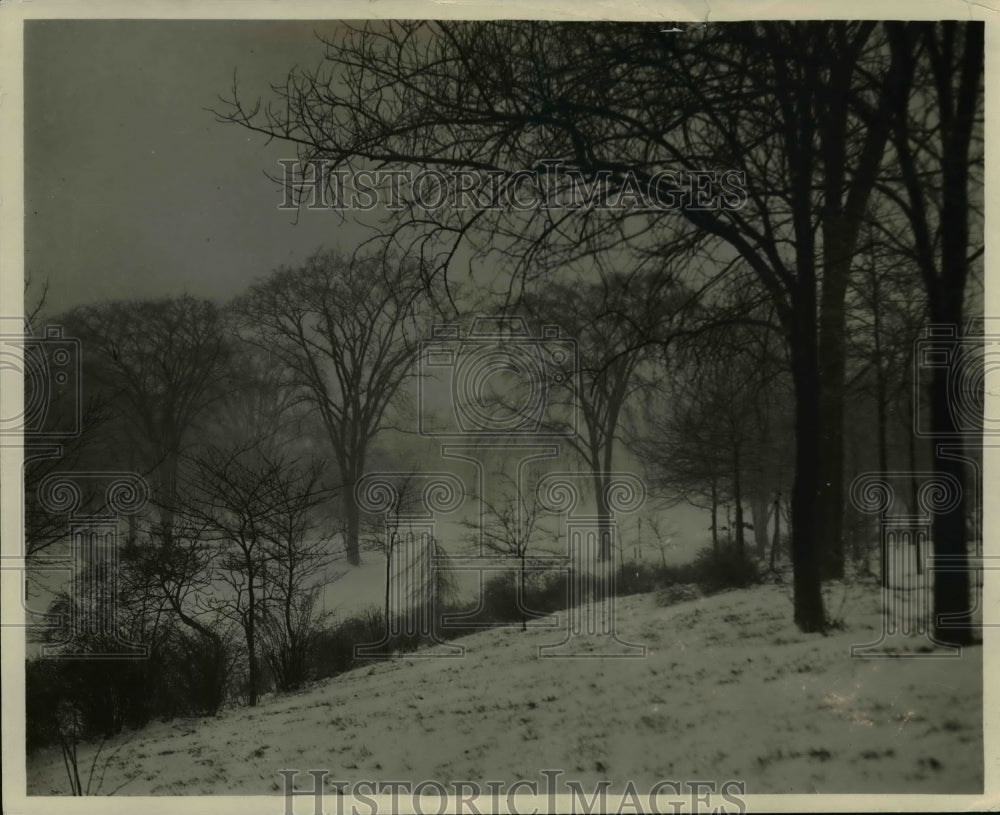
<box><xmin>463</xmin><ymin>464</ymin><xmax>557</xmax><ymax>632</ymax></box>
<box><xmin>124</xmin><ymin>516</ymin><xmax>231</xmax><ymax>714</ymax></box>
<box><xmin>257</xmin><ymin>456</ymin><xmax>335</xmax><ymax>692</ymax></box>
<box><xmin>58</xmin><ymin>296</ymin><xmax>233</xmax><ymax>536</ymax></box>
<box><xmin>637</xmin><ymin>293</ymin><xmax>793</xmax><ymax>567</ymax></box>
<box><xmin>877</xmin><ymin>22</ymin><xmax>984</xmax><ymax>645</ymax></box>
<box><xmin>844</xmin><ymin>217</ymin><xmax>932</xmax><ymax>581</ymax></box>
<box><xmin>520</xmin><ymin>264</ymin><xmax>684</xmax><ymax>559</ymax></box>
<box><xmin>636</xmin><ymin>511</ymin><xmax>677</xmax><ymax>569</ymax></box>
<box><xmin>238</xmin><ymin>250</ymin><xmax>426</xmax><ymax>566</ymax></box>
<box><xmin>50</xmin><ymin>297</ymin><xmax>234</xmax><ymax>701</ymax></box>
<box><xmin>359</xmin><ymin>467</ymin><xmax>423</xmax><ymax>626</ymax></box>
<box><xmin>178</xmin><ymin>439</ymin><xmax>334</xmax><ymax>705</ymax></box>
<box><xmin>20</xmin><ymin>285</ymin><xmax>115</xmax><ymax>563</ymax></box>
<box><xmin>215</xmin><ymin>20</ymin><xmax>925</xmax><ymax>631</ymax></box>
<box><xmin>24</xmin><ymin>271</ymin><xmax>50</xmax><ymax>334</ymax></box>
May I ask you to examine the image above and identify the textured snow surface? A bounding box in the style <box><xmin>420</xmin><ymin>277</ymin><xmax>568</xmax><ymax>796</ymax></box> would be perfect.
<box><xmin>26</xmin><ymin>581</ymin><xmax>982</xmax><ymax>796</ymax></box>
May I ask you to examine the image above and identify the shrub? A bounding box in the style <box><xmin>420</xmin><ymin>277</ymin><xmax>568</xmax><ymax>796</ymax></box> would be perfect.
<box><xmin>616</xmin><ymin>562</ymin><xmax>677</xmax><ymax>596</ymax></box>
<box><xmin>474</xmin><ymin>570</ymin><xmax>576</xmax><ymax>627</ymax></box>
<box><xmin>309</xmin><ymin>609</ymin><xmax>386</xmax><ymax>680</ymax></box>
<box><xmin>655</xmin><ymin>583</ymin><xmax>703</xmax><ymax>607</ymax></box>
<box><xmin>308</xmin><ymin>605</ymin><xmax>442</xmax><ymax>681</ymax></box>
<box><xmin>688</xmin><ymin>544</ymin><xmax>760</xmax><ymax>593</ymax></box>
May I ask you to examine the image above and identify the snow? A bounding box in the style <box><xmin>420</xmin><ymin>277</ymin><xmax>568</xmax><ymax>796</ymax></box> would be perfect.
<box><xmin>25</xmin><ymin>580</ymin><xmax>982</xmax><ymax>799</ymax></box>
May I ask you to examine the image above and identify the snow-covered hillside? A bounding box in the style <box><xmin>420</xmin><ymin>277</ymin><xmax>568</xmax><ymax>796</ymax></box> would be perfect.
<box><xmin>26</xmin><ymin>580</ymin><xmax>982</xmax><ymax>796</ymax></box>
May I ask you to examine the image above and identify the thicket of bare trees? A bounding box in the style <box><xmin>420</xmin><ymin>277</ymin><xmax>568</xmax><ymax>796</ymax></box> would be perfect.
<box><xmin>217</xmin><ymin>18</ymin><xmax>983</xmax><ymax>640</ymax></box>
<box><xmin>24</xmin><ymin>253</ymin><xmax>411</xmax><ymax>737</ymax></box>
<box><xmin>637</xmin><ymin>300</ymin><xmax>794</xmax><ymax>568</ymax></box>
<box><xmin>23</xmin><ymin>19</ymin><xmax>984</xmax><ymax>756</ymax></box>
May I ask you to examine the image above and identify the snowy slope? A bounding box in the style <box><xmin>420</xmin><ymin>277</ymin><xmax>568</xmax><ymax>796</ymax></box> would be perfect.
<box><xmin>26</xmin><ymin>580</ymin><xmax>982</xmax><ymax>796</ymax></box>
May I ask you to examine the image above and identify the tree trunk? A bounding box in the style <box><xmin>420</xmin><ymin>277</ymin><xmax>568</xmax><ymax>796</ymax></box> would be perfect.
<box><xmin>160</xmin><ymin>581</ymin><xmax>228</xmax><ymax>714</ymax></box>
<box><xmin>282</xmin><ymin>563</ymin><xmax>300</xmax><ymax>690</ymax></box>
<box><xmin>907</xmin><ymin>354</ymin><xmax>922</xmax><ymax>575</ymax></box>
<box><xmin>710</xmin><ymin>478</ymin><xmax>719</xmax><ymax>555</ymax></box>
<box><xmin>594</xmin><ymin>472</ymin><xmax>613</xmax><ymax>561</ymax></box>
<box><xmin>343</xmin><ymin>485</ymin><xmax>361</xmax><ymax>566</ymax></box>
<box><xmin>155</xmin><ymin>445</ymin><xmax>181</xmax><ymax>545</ymax></box>
<box><xmin>817</xmin><ymin>223</ymin><xmax>851</xmax><ymax>581</ymax></box>
<box><xmin>732</xmin><ymin>442</ymin><xmax>745</xmax><ymax>564</ymax></box>
<box><xmin>384</xmin><ymin>533</ymin><xmax>393</xmax><ymax>625</ymax></box>
<box><xmin>929</xmin><ymin>362</ymin><xmax>971</xmax><ymax>646</ymax></box>
<box><xmin>770</xmin><ymin>493</ymin><xmax>781</xmax><ymax>572</ymax></box>
<box><xmin>926</xmin><ymin>295</ymin><xmax>972</xmax><ymax>645</ymax></box>
<box><xmin>750</xmin><ymin>495</ymin><xmax>770</xmax><ymax>561</ymax></box>
<box><xmin>925</xmin><ymin>21</ymin><xmax>981</xmax><ymax>647</ymax></box>
<box><xmin>618</xmin><ymin>531</ymin><xmax>626</xmax><ymax>585</ymax></box>
<box><xmin>246</xmin><ymin>567</ymin><xmax>258</xmax><ymax>707</ymax></box>
<box><xmin>519</xmin><ymin>553</ymin><xmax>527</xmax><ymax>632</ymax></box>
<box><xmin>789</xmin><ymin>311</ymin><xmax>827</xmax><ymax>632</ymax></box>
<box><xmin>871</xmin><ymin>264</ymin><xmax>890</xmax><ymax>586</ymax></box>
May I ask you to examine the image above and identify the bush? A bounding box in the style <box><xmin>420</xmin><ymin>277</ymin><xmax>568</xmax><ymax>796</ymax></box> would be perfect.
<box><xmin>688</xmin><ymin>544</ymin><xmax>760</xmax><ymax>593</ymax></box>
<box><xmin>616</xmin><ymin>562</ymin><xmax>677</xmax><ymax>597</ymax></box>
<box><xmin>260</xmin><ymin>592</ymin><xmax>328</xmax><ymax>693</ymax></box>
<box><xmin>472</xmin><ymin>570</ymin><xmax>573</xmax><ymax>628</ymax></box>
<box><xmin>305</xmin><ymin>546</ymin><xmax>761</xmax><ymax>684</ymax></box>
<box><xmin>25</xmin><ymin>623</ymin><xmax>235</xmax><ymax>754</ymax></box>
<box><xmin>309</xmin><ymin>609</ymin><xmax>384</xmax><ymax>680</ymax></box>
<box><xmin>655</xmin><ymin>583</ymin><xmax>703</xmax><ymax>607</ymax></box>
<box><xmin>308</xmin><ymin>605</ymin><xmax>442</xmax><ymax>681</ymax></box>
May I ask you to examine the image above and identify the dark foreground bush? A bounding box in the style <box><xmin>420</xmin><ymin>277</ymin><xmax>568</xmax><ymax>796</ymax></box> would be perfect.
<box><xmin>307</xmin><ymin>548</ymin><xmax>761</xmax><ymax>682</ymax></box>
<box><xmin>309</xmin><ymin>604</ymin><xmax>465</xmax><ymax>681</ymax></box>
<box><xmin>308</xmin><ymin>571</ymin><xmax>573</xmax><ymax>673</ymax></box>
<box><xmin>310</xmin><ymin>609</ymin><xmax>398</xmax><ymax>679</ymax></box>
<box><xmin>652</xmin><ymin>545</ymin><xmax>760</xmax><ymax>606</ymax></box>
<box><xmin>616</xmin><ymin>561</ymin><xmax>679</xmax><ymax>596</ymax></box>
<box><xmin>476</xmin><ymin>570</ymin><xmax>568</xmax><ymax>626</ymax></box>
<box><xmin>688</xmin><ymin>544</ymin><xmax>761</xmax><ymax>592</ymax></box>
<box><xmin>655</xmin><ymin>583</ymin><xmax>704</xmax><ymax>607</ymax></box>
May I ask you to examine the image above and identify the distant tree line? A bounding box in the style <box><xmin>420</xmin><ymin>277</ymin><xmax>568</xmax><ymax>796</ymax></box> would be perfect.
<box><xmin>22</xmin><ymin>18</ymin><xmax>984</xmax><ymax>761</ymax></box>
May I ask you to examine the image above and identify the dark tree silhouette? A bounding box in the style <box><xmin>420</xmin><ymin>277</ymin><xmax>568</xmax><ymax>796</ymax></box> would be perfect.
<box><xmin>216</xmin><ymin>20</ymin><xmax>972</xmax><ymax>633</ymax></box>
<box><xmin>238</xmin><ymin>250</ymin><xmax>427</xmax><ymax>566</ymax></box>
<box><xmin>879</xmin><ymin>22</ymin><xmax>985</xmax><ymax>645</ymax></box>
<box><xmin>520</xmin><ymin>263</ymin><xmax>683</xmax><ymax>559</ymax></box>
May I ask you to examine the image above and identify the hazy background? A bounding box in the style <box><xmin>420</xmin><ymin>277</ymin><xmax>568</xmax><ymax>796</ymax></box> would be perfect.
<box><xmin>25</xmin><ymin>20</ymin><xmax>375</xmax><ymax>315</ymax></box>
<box><xmin>21</xmin><ymin>19</ymin><xmax>739</xmax><ymax>575</ymax></box>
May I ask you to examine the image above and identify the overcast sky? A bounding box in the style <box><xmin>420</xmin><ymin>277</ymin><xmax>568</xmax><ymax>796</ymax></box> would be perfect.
<box><xmin>25</xmin><ymin>19</ymin><xmax>377</xmax><ymax>317</ymax></box>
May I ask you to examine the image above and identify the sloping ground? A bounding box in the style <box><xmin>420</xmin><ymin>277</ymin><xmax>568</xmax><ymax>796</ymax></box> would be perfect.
<box><xmin>26</xmin><ymin>580</ymin><xmax>982</xmax><ymax>796</ymax></box>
